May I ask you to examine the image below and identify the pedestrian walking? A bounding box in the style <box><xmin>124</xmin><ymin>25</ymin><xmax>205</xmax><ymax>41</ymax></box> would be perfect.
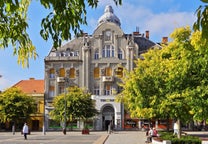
<box><xmin>173</xmin><ymin>121</ymin><xmax>179</xmax><ymax>136</ymax></box>
<box><xmin>146</xmin><ymin>127</ymin><xmax>153</xmax><ymax>143</ymax></box>
<box><xmin>22</xmin><ymin>123</ymin><xmax>29</xmax><ymax>140</ymax></box>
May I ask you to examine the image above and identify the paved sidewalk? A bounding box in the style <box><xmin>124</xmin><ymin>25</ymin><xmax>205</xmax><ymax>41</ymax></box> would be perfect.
<box><xmin>0</xmin><ymin>130</ymin><xmax>147</xmax><ymax>144</ymax></box>
<box><xmin>0</xmin><ymin>131</ymin><xmax>108</xmax><ymax>144</ymax></box>
<box><xmin>3</xmin><ymin>130</ymin><xmax>207</xmax><ymax>144</ymax></box>
<box><xmin>104</xmin><ymin>131</ymin><xmax>147</xmax><ymax>144</ymax></box>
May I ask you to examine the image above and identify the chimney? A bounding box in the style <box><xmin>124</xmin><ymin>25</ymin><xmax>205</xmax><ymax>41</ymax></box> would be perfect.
<box><xmin>162</xmin><ymin>37</ymin><xmax>168</xmax><ymax>44</ymax></box>
<box><xmin>29</xmin><ymin>78</ymin><xmax>35</xmax><ymax>80</ymax></box>
<box><xmin>133</xmin><ymin>32</ymin><xmax>140</xmax><ymax>35</ymax></box>
<box><xmin>145</xmin><ymin>30</ymin><xmax>149</xmax><ymax>39</ymax></box>
<box><xmin>133</xmin><ymin>26</ymin><xmax>140</xmax><ymax>36</ymax></box>
<box><xmin>84</xmin><ymin>33</ymin><xmax>88</xmax><ymax>36</ymax></box>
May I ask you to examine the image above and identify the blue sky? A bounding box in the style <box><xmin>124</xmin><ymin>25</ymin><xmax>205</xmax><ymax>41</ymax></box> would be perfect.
<box><xmin>0</xmin><ymin>0</ymin><xmax>203</xmax><ymax>91</ymax></box>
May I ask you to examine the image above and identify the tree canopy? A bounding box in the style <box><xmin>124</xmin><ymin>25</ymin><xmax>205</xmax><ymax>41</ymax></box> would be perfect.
<box><xmin>0</xmin><ymin>87</ymin><xmax>36</xmax><ymax>123</ymax></box>
<box><xmin>0</xmin><ymin>0</ymin><xmax>121</xmax><ymax>67</ymax></box>
<box><xmin>194</xmin><ymin>0</ymin><xmax>208</xmax><ymax>39</ymax></box>
<box><xmin>49</xmin><ymin>86</ymin><xmax>98</xmax><ymax>126</ymax></box>
<box><xmin>118</xmin><ymin>26</ymin><xmax>208</xmax><ymax>125</ymax></box>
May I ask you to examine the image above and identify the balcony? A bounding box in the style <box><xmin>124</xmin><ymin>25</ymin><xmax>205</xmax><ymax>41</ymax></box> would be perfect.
<box><xmin>45</xmin><ymin>56</ymin><xmax>80</xmax><ymax>61</ymax></box>
<box><xmin>57</xmin><ymin>77</ymin><xmax>65</xmax><ymax>83</ymax></box>
<box><xmin>102</xmin><ymin>76</ymin><xmax>114</xmax><ymax>82</ymax></box>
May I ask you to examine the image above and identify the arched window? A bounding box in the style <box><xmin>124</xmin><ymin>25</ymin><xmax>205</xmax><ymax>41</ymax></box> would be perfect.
<box><xmin>94</xmin><ymin>50</ymin><xmax>99</xmax><ymax>60</ymax></box>
<box><xmin>59</xmin><ymin>68</ymin><xmax>65</xmax><ymax>77</ymax></box>
<box><xmin>94</xmin><ymin>67</ymin><xmax>100</xmax><ymax>78</ymax></box>
<box><xmin>69</xmin><ymin>68</ymin><xmax>75</xmax><ymax>78</ymax></box>
<box><xmin>118</xmin><ymin>49</ymin><xmax>123</xmax><ymax>59</ymax></box>
<box><xmin>105</xmin><ymin>67</ymin><xmax>112</xmax><ymax>76</ymax></box>
<box><xmin>49</xmin><ymin>68</ymin><xmax>55</xmax><ymax>78</ymax></box>
<box><xmin>102</xmin><ymin>45</ymin><xmax>115</xmax><ymax>58</ymax></box>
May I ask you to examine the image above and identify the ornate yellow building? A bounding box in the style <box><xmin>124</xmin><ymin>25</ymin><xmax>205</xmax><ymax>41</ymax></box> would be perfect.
<box><xmin>44</xmin><ymin>5</ymin><xmax>160</xmax><ymax>131</ymax></box>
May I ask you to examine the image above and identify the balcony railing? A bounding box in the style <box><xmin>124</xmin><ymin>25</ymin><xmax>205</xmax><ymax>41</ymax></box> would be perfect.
<box><xmin>102</xmin><ymin>76</ymin><xmax>114</xmax><ymax>82</ymax></box>
<box><xmin>45</xmin><ymin>56</ymin><xmax>80</xmax><ymax>61</ymax></box>
<box><xmin>57</xmin><ymin>77</ymin><xmax>65</xmax><ymax>83</ymax></box>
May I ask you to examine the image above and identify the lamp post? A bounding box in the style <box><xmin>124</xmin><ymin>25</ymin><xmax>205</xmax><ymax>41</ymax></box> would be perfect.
<box><xmin>57</xmin><ymin>77</ymin><xmax>67</xmax><ymax>135</ymax></box>
<box><xmin>63</xmin><ymin>79</ymin><xmax>67</xmax><ymax>135</ymax></box>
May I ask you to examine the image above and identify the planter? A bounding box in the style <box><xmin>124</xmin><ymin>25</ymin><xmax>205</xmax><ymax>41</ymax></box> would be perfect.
<box><xmin>152</xmin><ymin>137</ymin><xmax>171</xmax><ymax>144</ymax></box>
<box><xmin>82</xmin><ymin>129</ymin><xmax>89</xmax><ymax>134</ymax></box>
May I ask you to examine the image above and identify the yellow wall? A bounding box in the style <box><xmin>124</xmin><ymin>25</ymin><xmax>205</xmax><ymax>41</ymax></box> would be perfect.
<box><xmin>29</xmin><ymin>96</ymin><xmax>44</xmax><ymax>131</ymax></box>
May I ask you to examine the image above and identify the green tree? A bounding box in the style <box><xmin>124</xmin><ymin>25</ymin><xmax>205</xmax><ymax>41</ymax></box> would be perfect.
<box><xmin>118</xmin><ymin>26</ymin><xmax>208</xmax><ymax>138</ymax></box>
<box><xmin>0</xmin><ymin>87</ymin><xmax>36</xmax><ymax>128</ymax></box>
<box><xmin>193</xmin><ymin>0</ymin><xmax>208</xmax><ymax>39</ymax></box>
<box><xmin>49</xmin><ymin>86</ymin><xmax>98</xmax><ymax>129</ymax></box>
<box><xmin>0</xmin><ymin>0</ymin><xmax>122</xmax><ymax>67</ymax></box>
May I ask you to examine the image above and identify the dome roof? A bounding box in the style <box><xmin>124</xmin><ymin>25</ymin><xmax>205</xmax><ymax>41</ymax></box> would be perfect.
<box><xmin>98</xmin><ymin>5</ymin><xmax>121</xmax><ymax>27</ymax></box>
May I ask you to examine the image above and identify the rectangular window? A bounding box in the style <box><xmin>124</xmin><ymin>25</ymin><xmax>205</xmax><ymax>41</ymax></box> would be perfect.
<box><xmin>69</xmin><ymin>68</ymin><xmax>75</xmax><ymax>78</ymax></box>
<box><xmin>49</xmin><ymin>74</ymin><xmax>55</xmax><ymax>79</ymax></box>
<box><xmin>59</xmin><ymin>86</ymin><xmax>65</xmax><ymax>94</ymax></box>
<box><xmin>116</xmin><ymin>67</ymin><xmax>123</xmax><ymax>78</ymax></box>
<box><xmin>94</xmin><ymin>51</ymin><xmax>99</xmax><ymax>59</ymax></box>
<box><xmin>94</xmin><ymin>86</ymin><xmax>100</xmax><ymax>95</ymax></box>
<box><xmin>105</xmin><ymin>68</ymin><xmax>112</xmax><ymax>76</ymax></box>
<box><xmin>118</xmin><ymin>53</ymin><xmax>122</xmax><ymax>59</ymax></box>
<box><xmin>104</xmin><ymin>85</ymin><xmax>112</xmax><ymax>95</ymax></box>
<box><xmin>102</xmin><ymin>48</ymin><xmax>105</xmax><ymax>57</ymax></box>
<box><xmin>117</xmin><ymin>86</ymin><xmax>123</xmax><ymax>93</ymax></box>
<box><xmin>49</xmin><ymin>86</ymin><xmax>55</xmax><ymax>97</ymax></box>
<box><xmin>74</xmin><ymin>51</ymin><xmax>79</xmax><ymax>56</ymax></box>
<box><xmin>94</xmin><ymin>68</ymin><xmax>100</xmax><ymax>78</ymax></box>
<box><xmin>106</xmin><ymin>45</ymin><xmax>110</xmax><ymax>57</ymax></box>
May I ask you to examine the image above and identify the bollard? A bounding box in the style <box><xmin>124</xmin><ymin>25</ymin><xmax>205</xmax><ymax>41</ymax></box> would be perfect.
<box><xmin>63</xmin><ymin>128</ymin><xmax>66</xmax><ymax>135</ymax></box>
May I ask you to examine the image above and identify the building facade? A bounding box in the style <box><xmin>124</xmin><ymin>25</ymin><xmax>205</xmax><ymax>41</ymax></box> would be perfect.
<box><xmin>12</xmin><ymin>78</ymin><xmax>45</xmax><ymax>131</ymax></box>
<box><xmin>44</xmin><ymin>5</ymin><xmax>158</xmax><ymax>130</ymax></box>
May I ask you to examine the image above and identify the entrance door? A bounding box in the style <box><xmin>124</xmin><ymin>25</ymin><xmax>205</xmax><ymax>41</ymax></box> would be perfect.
<box><xmin>102</xmin><ymin>105</ymin><xmax>114</xmax><ymax>130</ymax></box>
<box><xmin>32</xmin><ymin>120</ymin><xmax>39</xmax><ymax>131</ymax></box>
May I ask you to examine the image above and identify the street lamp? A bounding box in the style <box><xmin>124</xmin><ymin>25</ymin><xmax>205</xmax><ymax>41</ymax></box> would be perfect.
<box><xmin>57</xmin><ymin>77</ymin><xmax>68</xmax><ymax>135</ymax></box>
<box><xmin>63</xmin><ymin>80</ymin><xmax>67</xmax><ymax>135</ymax></box>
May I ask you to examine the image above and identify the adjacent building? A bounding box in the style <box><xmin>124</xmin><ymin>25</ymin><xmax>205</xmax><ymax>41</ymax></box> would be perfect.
<box><xmin>13</xmin><ymin>78</ymin><xmax>45</xmax><ymax>131</ymax></box>
<box><xmin>44</xmin><ymin>5</ymin><xmax>160</xmax><ymax>130</ymax></box>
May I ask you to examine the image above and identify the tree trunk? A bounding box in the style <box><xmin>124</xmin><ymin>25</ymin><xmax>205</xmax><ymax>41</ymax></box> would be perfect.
<box><xmin>166</xmin><ymin>117</ymin><xmax>170</xmax><ymax>132</ymax></box>
<box><xmin>177</xmin><ymin>119</ymin><xmax>181</xmax><ymax>139</ymax></box>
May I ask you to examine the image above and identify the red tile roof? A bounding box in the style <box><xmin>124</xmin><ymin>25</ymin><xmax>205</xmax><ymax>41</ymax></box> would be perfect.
<box><xmin>13</xmin><ymin>78</ymin><xmax>44</xmax><ymax>94</ymax></box>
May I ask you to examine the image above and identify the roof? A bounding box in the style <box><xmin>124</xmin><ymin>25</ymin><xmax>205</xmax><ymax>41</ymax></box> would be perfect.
<box><xmin>98</xmin><ymin>5</ymin><xmax>121</xmax><ymax>27</ymax></box>
<box><xmin>13</xmin><ymin>78</ymin><xmax>44</xmax><ymax>94</ymax></box>
<box><xmin>134</xmin><ymin>36</ymin><xmax>157</xmax><ymax>54</ymax></box>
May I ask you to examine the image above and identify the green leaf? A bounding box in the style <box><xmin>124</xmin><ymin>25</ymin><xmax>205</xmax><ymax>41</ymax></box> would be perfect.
<box><xmin>201</xmin><ymin>0</ymin><xmax>208</xmax><ymax>3</ymax></box>
<box><xmin>6</xmin><ymin>3</ymin><xmax>10</xmax><ymax>12</ymax></box>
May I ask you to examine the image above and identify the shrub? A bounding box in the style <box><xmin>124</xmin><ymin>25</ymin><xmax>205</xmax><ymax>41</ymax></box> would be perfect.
<box><xmin>159</xmin><ymin>132</ymin><xmax>201</xmax><ymax>144</ymax></box>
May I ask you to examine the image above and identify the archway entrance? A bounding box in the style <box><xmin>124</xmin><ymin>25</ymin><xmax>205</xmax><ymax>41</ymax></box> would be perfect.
<box><xmin>102</xmin><ymin>105</ymin><xmax>114</xmax><ymax>130</ymax></box>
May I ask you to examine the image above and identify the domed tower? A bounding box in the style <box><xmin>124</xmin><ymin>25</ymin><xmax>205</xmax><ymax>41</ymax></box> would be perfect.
<box><xmin>98</xmin><ymin>5</ymin><xmax>121</xmax><ymax>27</ymax></box>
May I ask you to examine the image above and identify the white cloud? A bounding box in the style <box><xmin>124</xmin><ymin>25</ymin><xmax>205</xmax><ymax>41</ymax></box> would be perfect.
<box><xmin>85</xmin><ymin>1</ymin><xmax>197</xmax><ymax>42</ymax></box>
<box><xmin>143</xmin><ymin>12</ymin><xmax>196</xmax><ymax>41</ymax></box>
<box><xmin>113</xmin><ymin>1</ymin><xmax>196</xmax><ymax>42</ymax></box>
<box><xmin>0</xmin><ymin>76</ymin><xmax>13</xmax><ymax>91</ymax></box>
